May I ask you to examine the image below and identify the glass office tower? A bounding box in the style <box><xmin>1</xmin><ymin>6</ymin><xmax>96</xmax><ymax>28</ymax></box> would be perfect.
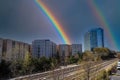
<box><xmin>84</xmin><ymin>28</ymin><xmax>104</xmax><ymax>51</ymax></box>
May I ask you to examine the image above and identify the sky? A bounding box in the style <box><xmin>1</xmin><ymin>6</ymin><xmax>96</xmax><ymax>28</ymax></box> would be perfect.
<box><xmin>0</xmin><ymin>0</ymin><xmax>120</xmax><ymax>51</ymax></box>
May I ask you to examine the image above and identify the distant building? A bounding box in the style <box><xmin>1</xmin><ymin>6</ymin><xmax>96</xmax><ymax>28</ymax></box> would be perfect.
<box><xmin>2</xmin><ymin>39</ymin><xmax>31</xmax><ymax>61</ymax></box>
<box><xmin>84</xmin><ymin>28</ymin><xmax>104</xmax><ymax>51</ymax></box>
<box><xmin>0</xmin><ymin>38</ymin><xmax>3</xmax><ymax>62</ymax></box>
<box><xmin>84</xmin><ymin>32</ymin><xmax>91</xmax><ymax>51</ymax></box>
<box><xmin>71</xmin><ymin>44</ymin><xmax>82</xmax><ymax>55</ymax></box>
<box><xmin>32</xmin><ymin>39</ymin><xmax>57</xmax><ymax>58</ymax></box>
<box><xmin>96</xmin><ymin>28</ymin><xmax>104</xmax><ymax>47</ymax></box>
<box><xmin>58</xmin><ymin>44</ymin><xmax>71</xmax><ymax>63</ymax></box>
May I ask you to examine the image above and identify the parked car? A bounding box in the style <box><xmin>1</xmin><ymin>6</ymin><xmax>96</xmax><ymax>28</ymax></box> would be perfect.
<box><xmin>117</xmin><ymin>62</ymin><xmax>120</xmax><ymax>70</ymax></box>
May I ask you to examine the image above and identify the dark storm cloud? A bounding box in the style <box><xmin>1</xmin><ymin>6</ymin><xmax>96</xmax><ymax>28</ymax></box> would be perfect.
<box><xmin>0</xmin><ymin>0</ymin><xmax>120</xmax><ymax>50</ymax></box>
<box><xmin>41</xmin><ymin>0</ymin><xmax>99</xmax><ymax>42</ymax></box>
<box><xmin>95</xmin><ymin>0</ymin><xmax>120</xmax><ymax>50</ymax></box>
<box><xmin>0</xmin><ymin>0</ymin><xmax>59</xmax><ymax>43</ymax></box>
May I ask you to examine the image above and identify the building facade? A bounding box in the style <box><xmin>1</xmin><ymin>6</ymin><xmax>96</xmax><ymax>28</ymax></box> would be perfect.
<box><xmin>58</xmin><ymin>44</ymin><xmax>71</xmax><ymax>63</ymax></box>
<box><xmin>2</xmin><ymin>39</ymin><xmax>31</xmax><ymax>61</ymax></box>
<box><xmin>84</xmin><ymin>28</ymin><xmax>104</xmax><ymax>51</ymax></box>
<box><xmin>71</xmin><ymin>44</ymin><xmax>82</xmax><ymax>55</ymax></box>
<box><xmin>32</xmin><ymin>39</ymin><xmax>57</xmax><ymax>58</ymax></box>
<box><xmin>0</xmin><ymin>38</ymin><xmax>3</xmax><ymax>62</ymax></box>
<box><xmin>84</xmin><ymin>32</ymin><xmax>91</xmax><ymax>51</ymax></box>
<box><xmin>96</xmin><ymin>28</ymin><xmax>104</xmax><ymax>47</ymax></box>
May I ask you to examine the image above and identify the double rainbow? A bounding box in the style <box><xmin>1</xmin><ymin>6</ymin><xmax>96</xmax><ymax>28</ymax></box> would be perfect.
<box><xmin>88</xmin><ymin>0</ymin><xmax>117</xmax><ymax>49</ymax></box>
<box><xmin>35</xmin><ymin>0</ymin><xmax>71</xmax><ymax>44</ymax></box>
<box><xmin>34</xmin><ymin>0</ymin><xmax>117</xmax><ymax>49</ymax></box>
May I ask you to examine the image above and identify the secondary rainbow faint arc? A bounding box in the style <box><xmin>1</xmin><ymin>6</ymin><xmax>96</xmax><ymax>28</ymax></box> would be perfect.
<box><xmin>88</xmin><ymin>0</ymin><xmax>117</xmax><ymax>49</ymax></box>
<box><xmin>35</xmin><ymin>0</ymin><xmax>71</xmax><ymax>44</ymax></box>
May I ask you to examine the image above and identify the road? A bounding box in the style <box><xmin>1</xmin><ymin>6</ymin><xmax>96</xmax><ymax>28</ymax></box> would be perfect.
<box><xmin>110</xmin><ymin>70</ymin><xmax>120</xmax><ymax>80</ymax></box>
<box><xmin>10</xmin><ymin>59</ymin><xmax>118</xmax><ymax>80</ymax></box>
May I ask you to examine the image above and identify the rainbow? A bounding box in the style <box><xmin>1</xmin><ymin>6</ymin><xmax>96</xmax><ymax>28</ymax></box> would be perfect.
<box><xmin>88</xmin><ymin>0</ymin><xmax>117</xmax><ymax>50</ymax></box>
<box><xmin>35</xmin><ymin>0</ymin><xmax>71</xmax><ymax>44</ymax></box>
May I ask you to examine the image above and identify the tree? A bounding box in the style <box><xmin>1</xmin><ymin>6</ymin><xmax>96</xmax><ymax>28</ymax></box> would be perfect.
<box><xmin>67</xmin><ymin>56</ymin><xmax>78</xmax><ymax>64</ymax></box>
<box><xmin>22</xmin><ymin>51</ymin><xmax>34</xmax><ymax>74</ymax></box>
<box><xmin>31</xmin><ymin>57</ymin><xmax>51</xmax><ymax>73</ymax></box>
<box><xmin>93</xmin><ymin>48</ymin><xmax>110</xmax><ymax>60</ymax></box>
<box><xmin>82</xmin><ymin>51</ymin><xmax>96</xmax><ymax>80</ymax></box>
<box><xmin>77</xmin><ymin>52</ymin><xmax>83</xmax><ymax>60</ymax></box>
<box><xmin>10</xmin><ymin>60</ymin><xmax>23</xmax><ymax>77</ymax></box>
<box><xmin>0</xmin><ymin>60</ymin><xmax>11</xmax><ymax>79</ymax></box>
<box><xmin>50</xmin><ymin>58</ymin><xmax>58</xmax><ymax>80</ymax></box>
<box><xmin>75</xmin><ymin>52</ymin><xmax>83</xmax><ymax>64</ymax></box>
<box><xmin>117</xmin><ymin>53</ymin><xmax>120</xmax><ymax>59</ymax></box>
<box><xmin>83</xmin><ymin>61</ymin><xmax>94</xmax><ymax>80</ymax></box>
<box><xmin>55</xmin><ymin>51</ymin><xmax>60</xmax><ymax>63</ymax></box>
<box><xmin>50</xmin><ymin>58</ymin><xmax>58</xmax><ymax>69</ymax></box>
<box><xmin>82</xmin><ymin>51</ymin><xmax>94</xmax><ymax>61</ymax></box>
<box><xmin>41</xmin><ymin>57</ymin><xmax>51</xmax><ymax>71</ymax></box>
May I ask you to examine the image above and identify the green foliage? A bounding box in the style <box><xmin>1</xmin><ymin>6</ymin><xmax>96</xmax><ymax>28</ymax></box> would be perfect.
<box><xmin>94</xmin><ymin>70</ymin><xmax>109</xmax><ymax>80</ymax></box>
<box><xmin>0</xmin><ymin>47</ymin><xmax>116</xmax><ymax>79</ymax></box>
<box><xmin>102</xmin><ymin>71</ymin><xmax>109</xmax><ymax>80</ymax></box>
<box><xmin>22</xmin><ymin>51</ymin><xmax>34</xmax><ymax>74</ymax></box>
<box><xmin>77</xmin><ymin>52</ymin><xmax>83</xmax><ymax>59</ymax></box>
<box><xmin>23</xmin><ymin>51</ymin><xmax>32</xmax><ymax>68</ymax></box>
<box><xmin>0</xmin><ymin>60</ymin><xmax>11</xmax><ymax>79</ymax></box>
<box><xmin>67</xmin><ymin>56</ymin><xmax>78</xmax><ymax>64</ymax></box>
<box><xmin>82</xmin><ymin>51</ymin><xmax>94</xmax><ymax>61</ymax></box>
<box><xmin>94</xmin><ymin>48</ymin><xmax>110</xmax><ymax>53</ymax></box>
<box><xmin>94</xmin><ymin>48</ymin><xmax>110</xmax><ymax>55</ymax></box>
<box><xmin>93</xmin><ymin>48</ymin><xmax>113</xmax><ymax>60</ymax></box>
<box><xmin>39</xmin><ymin>57</ymin><xmax>51</xmax><ymax>71</ymax></box>
<box><xmin>66</xmin><ymin>53</ymin><xmax>83</xmax><ymax>64</ymax></box>
<box><xmin>33</xmin><ymin>57</ymin><xmax>51</xmax><ymax>72</ymax></box>
<box><xmin>10</xmin><ymin>60</ymin><xmax>23</xmax><ymax>77</ymax></box>
<box><xmin>50</xmin><ymin>58</ymin><xmax>58</xmax><ymax>69</ymax></box>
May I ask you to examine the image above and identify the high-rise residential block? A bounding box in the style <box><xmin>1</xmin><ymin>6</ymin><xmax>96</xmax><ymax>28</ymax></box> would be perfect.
<box><xmin>71</xmin><ymin>44</ymin><xmax>82</xmax><ymax>55</ymax></box>
<box><xmin>0</xmin><ymin>38</ymin><xmax>3</xmax><ymax>62</ymax></box>
<box><xmin>32</xmin><ymin>39</ymin><xmax>57</xmax><ymax>58</ymax></box>
<box><xmin>58</xmin><ymin>44</ymin><xmax>71</xmax><ymax>63</ymax></box>
<box><xmin>2</xmin><ymin>39</ymin><xmax>31</xmax><ymax>61</ymax></box>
